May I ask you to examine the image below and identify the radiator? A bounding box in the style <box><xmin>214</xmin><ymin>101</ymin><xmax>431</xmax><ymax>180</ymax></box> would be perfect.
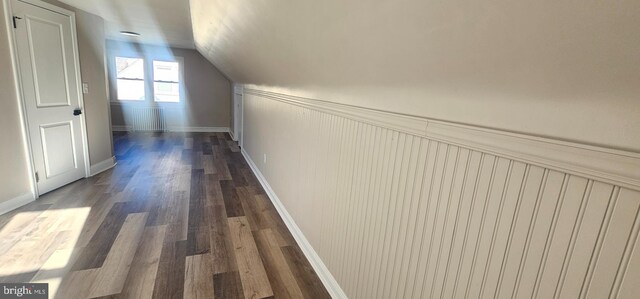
<box><xmin>130</xmin><ymin>106</ymin><xmax>166</xmax><ymax>132</ymax></box>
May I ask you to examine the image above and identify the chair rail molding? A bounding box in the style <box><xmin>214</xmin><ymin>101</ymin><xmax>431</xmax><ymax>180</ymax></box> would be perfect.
<box><xmin>244</xmin><ymin>88</ymin><xmax>640</xmax><ymax>191</ymax></box>
<box><xmin>241</xmin><ymin>87</ymin><xmax>640</xmax><ymax>298</ymax></box>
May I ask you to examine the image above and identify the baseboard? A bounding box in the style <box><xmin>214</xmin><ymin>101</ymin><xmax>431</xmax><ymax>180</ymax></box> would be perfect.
<box><xmin>229</xmin><ymin>130</ymin><xmax>236</xmax><ymax>141</ymax></box>
<box><xmin>113</xmin><ymin>126</ymin><xmax>230</xmax><ymax>133</ymax></box>
<box><xmin>241</xmin><ymin>148</ymin><xmax>347</xmax><ymax>299</ymax></box>
<box><xmin>90</xmin><ymin>156</ymin><xmax>117</xmax><ymax>177</ymax></box>
<box><xmin>168</xmin><ymin>126</ymin><xmax>230</xmax><ymax>133</ymax></box>
<box><xmin>111</xmin><ymin>125</ymin><xmax>132</xmax><ymax>132</ymax></box>
<box><xmin>0</xmin><ymin>192</ymin><xmax>35</xmax><ymax>215</ymax></box>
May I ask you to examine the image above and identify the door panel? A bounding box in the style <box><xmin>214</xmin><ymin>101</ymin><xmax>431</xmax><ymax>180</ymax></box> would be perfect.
<box><xmin>26</xmin><ymin>17</ymin><xmax>70</xmax><ymax>107</ymax></box>
<box><xmin>13</xmin><ymin>0</ymin><xmax>86</xmax><ymax>195</ymax></box>
<box><xmin>40</xmin><ymin>122</ymin><xmax>77</xmax><ymax>177</ymax></box>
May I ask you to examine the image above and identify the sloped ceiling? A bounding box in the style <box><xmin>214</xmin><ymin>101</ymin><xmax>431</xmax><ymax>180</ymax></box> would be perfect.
<box><xmin>59</xmin><ymin>0</ymin><xmax>194</xmax><ymax>48</ymax></box>
<box><xmin>190</xmin><ymin>0</ymin><xmax>640</xmax><ymax>151</ymax></box>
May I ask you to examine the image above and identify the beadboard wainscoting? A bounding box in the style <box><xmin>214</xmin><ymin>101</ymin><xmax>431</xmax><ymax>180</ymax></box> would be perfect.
<box><xmin>241</xmin><ymin>88</ymin><xmax>640</xmax><ymax>299</ymax></box>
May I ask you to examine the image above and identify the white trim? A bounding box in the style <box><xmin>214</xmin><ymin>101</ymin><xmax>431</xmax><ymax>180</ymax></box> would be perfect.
<box><xmin>230</xmin><ymin>83</ymin><xmax>245</xmax><ymax>144</ymax></box>
<box><xmin>112</xmin><ymin>55</ymin><xmax>145</xmax><ymax>102</ymax></box>
<box><xmin>241</xmin><ymin>148</ymin><xmax>348</xmax><ymax>299</ymax></box>
<box><xmin>0</xmin><ymin>192</ymin><xmax>35</xmax><ymax>215</ymax></box>
<box><xmin>228</xmin><ymin>129</ymin><xmax>235</xmax><ymax>140</ymax></box>
<box><xmin>152</xmin><ymin>56</ymin><xmax>186</xmax><ymax>103</ymax></box>
<box><xmin>112</xmin><ymin>126</ymin><xmax>230</xmax><ymax>133</ymax></box>
<box><xmin>111</xmin><ymin>125</ymin><xmax>132</xmax><ymax>132</ymax></box>
<box><xmin>240</xmin><ymin>87</ymin><xmax>244</xmax><ymax>148</ymax></box>
<box><xmin>244</xmin><ymin>88</ymin><xmax>640</xmax><ymax>191</ymax></box>
<box><xmin>11</xmin><ymin>0</ymin><xmax>69</xmax><ymax>15</ymax></box>
<box><xmin>234</xmin><ymin>83</ymin><xmax>244</xmax><ymax>94</ymax></box>
<box><xmin>68</xmin><ymin>5</ymin><xmax>92</xmax><ymax>179</ymax></box>
<box><xmin>89</xmin><ymin>156</ymin><xmax>116</xmax><ymax>176</ymax></box>
<box><xmin>168</xmin><ymin>126</ymin><xmax>229</xmax><ymax>133</ymax></box>
<box><xmin>425</xmin><ymin>121</ymin><xmax>640</xmax><ymax>191</ymax></box>
<box><xmin>231</xmin><ymin>82</ymin><xmax>243</xmax><ymax>142</ymax></box>
<box><xmin>245</xmin><ymin>88</ymin><xmax>427</xmax><ymax>137</ymax></box>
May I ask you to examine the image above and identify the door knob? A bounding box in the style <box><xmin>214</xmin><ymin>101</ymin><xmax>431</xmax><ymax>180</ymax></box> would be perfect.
<box><xmin>73</xmin><ymin>108</ymin><xmax>82</xmax><ymax>116</ymax></box>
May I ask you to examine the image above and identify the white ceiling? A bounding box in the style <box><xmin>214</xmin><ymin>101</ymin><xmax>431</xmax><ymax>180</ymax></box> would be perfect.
<box><xmin>58</xmin><ymin>0</ymin><xmax>194</xmax><ymax>48</ymax></box>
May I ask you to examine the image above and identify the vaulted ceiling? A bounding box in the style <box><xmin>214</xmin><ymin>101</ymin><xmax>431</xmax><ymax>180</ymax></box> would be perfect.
<box><xmin>59</xmin><ymin>0</ymin><xmax>194</xmax><ymax>48</ymax></box>
<box><xmin>57</xmin><ymin>0</ymin><xmax>640</xmax><ymax>150</ymax></box>
<box><xmin>189</xmin><ymin>0</ymin><xmax>639</xmax><ymax>94</ymax></box>
<box><xmin>57</xmin><ymin>0</ymin><xmax>639</xmax><ymax>98</ymax></box>
<box><xmin>188</xmin><ymin>0</ymin><xmax>640</xmax><ymax>151</ymax></box>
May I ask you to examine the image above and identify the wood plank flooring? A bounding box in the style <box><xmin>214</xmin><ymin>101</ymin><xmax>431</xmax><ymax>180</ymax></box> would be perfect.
<box><xmin>0</xmin><ymin>132</ymin><xmax>330</xmax><ymax>299</ymax></box>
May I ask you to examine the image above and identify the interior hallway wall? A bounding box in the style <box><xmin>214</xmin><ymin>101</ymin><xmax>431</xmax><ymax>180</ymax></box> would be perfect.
<box><xmin>241</xmin><ymin>90</ymin><xmax>640</xmax><ymax>299</ymax></box>
<box><xmin>0</xmin><ymin>2</ymin><xmax>31</xmax><ymax>201</ymax></box>
<box><xmin>107</xmin><ymin>40</ymin><xmax>232</xmax><ymax>130</ymax></box>
<box><xmin>190</xmin><ymin>1</ymin><xmax>640</xmax><ymax>294</ymax></box>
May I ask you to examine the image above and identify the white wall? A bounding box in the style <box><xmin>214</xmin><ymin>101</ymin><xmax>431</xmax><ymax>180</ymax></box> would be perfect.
<box><xmin>0</xmin><ymin>2</ymin><xmax>31</xmax><ymax>202</ymax></box>
<box><xmin>191</xmin><ymin>0</ymin><xmax>640</xmax><ymax>152</ymax></box>
<box><xmin>241</xmin><ymin>88</ymin><xmax>640</xmax><ymax>299</ymax></box>
<box><xmin>68</xmin><ymin>3</ymin><xmax>113</xmax><ymax>165</ymax></box>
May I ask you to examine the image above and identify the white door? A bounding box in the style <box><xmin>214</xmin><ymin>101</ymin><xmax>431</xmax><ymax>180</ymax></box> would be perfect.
<box><xmin>233</xmin><ymin>91</ymin><xmax>243</xmax><ymax>143</ymax></box>
<box><xmin>12</xmin><ymin>0</ymin><xmax>87</xmax><ymax>195</ymax></box>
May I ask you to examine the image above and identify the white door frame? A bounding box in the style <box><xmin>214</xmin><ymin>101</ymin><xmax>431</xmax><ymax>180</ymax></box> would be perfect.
<box><xmin>3</xmin><ymin>0</ymin><xmax>91</xmax><ymax>197</ymax></box>
<box><xmin>233</xmin><ymin>83</ymin><xmax>244</xmax><ymax>147</ymax></box>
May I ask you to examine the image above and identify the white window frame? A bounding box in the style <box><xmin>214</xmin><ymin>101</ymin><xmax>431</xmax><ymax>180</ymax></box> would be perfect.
<box><xmin>109</xmin><ymin>54</ymin><xmax>185</xmax><ymax>104</ymax></box>
<box><xmin>113</xmin><ymin>56</ymin><xmax>146</xmax><ymax>101</ymax></box>
<box><xmin>151</xmin><ymin>57</ymin><xmax>185</xmax><ymax>103</ymax></box>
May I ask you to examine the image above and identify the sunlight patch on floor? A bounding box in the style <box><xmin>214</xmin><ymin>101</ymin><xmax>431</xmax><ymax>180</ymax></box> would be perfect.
<box><xmin>0</xmin><ymin>207</ymin><xmax>91</xmax><ymax>287</ymax></box>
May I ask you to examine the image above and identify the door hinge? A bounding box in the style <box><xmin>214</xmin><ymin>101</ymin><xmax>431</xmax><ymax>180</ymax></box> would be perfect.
<box><xmin>12</xmin><ymin>16</ymin><xmax>22</xmax><ymax>29</ymax></box>
<box><xmin>35</xmin><ymin>171</ymin><xmax>39</xmax><ymax>182</ymax></box>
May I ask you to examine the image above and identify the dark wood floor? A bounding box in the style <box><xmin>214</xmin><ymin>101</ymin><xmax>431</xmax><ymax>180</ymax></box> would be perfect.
<box><xmin>0</xmin><ymin>132</ymin><xmax>330</xmax><ymax>299</ymax></box>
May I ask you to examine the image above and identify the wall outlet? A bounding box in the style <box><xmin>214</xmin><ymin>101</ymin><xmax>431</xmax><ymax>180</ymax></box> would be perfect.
<box><xmin>263</xmin><ymin>154</ymin><xmax>267</xmax><ymax>164</ymax></box>
<box><xmin>82</xmin><ymin>82</ymin><xmax>89</xmax><ymax>94</ymax></box>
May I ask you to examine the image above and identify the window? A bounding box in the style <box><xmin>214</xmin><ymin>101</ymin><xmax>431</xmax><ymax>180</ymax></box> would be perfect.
<box><xmin>112</xmin><ymin>56</ymin><xmax>183</xmax><ymax>103</ymax></box>
<box><xmin>153</xmin><ymin>60</ymin><xmax>181</xmax><ymax>102</ymax></box>
<box><xmin>115</xmin><ymin>57</ymin><xmax>145</xmax><ymax>101</ymax></box>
